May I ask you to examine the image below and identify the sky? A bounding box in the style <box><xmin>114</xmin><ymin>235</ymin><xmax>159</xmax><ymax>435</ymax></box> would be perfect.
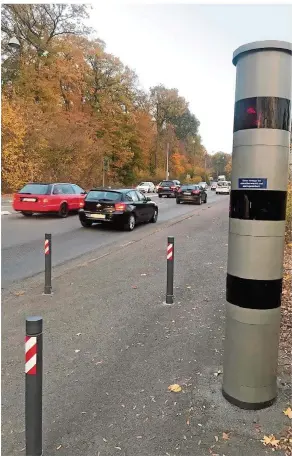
<box><xmin>88</xmin><ymin>4</ymin><xmax>292</xmax><ymax>155</ymax></box>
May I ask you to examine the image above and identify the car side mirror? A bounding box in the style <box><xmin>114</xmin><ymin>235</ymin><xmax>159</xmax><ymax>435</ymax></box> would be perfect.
<box><xmin>146</xmin><ymin>196</ymin><xmax>151</xmax><ymax>201</ymax></box>
<box><xmin>81</xmin><ymin>191</ymin><xmax>87</xmax><ymax>195</ymax></box>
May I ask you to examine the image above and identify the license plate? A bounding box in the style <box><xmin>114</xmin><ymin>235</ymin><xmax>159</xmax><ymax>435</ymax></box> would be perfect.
<box><xmin>184</xmin><ymin>192</ymin><xmax>191</xmax><ymax>195</ymax></box>
<box><xmin>22</xmin><ymin>198</ymin><xmax>37</xmax><ymax>202</ymax></box>
<box><xmin>89</xmin><ymin>214</ymin><xmax>106</xmax><ymax>219</ymax></box>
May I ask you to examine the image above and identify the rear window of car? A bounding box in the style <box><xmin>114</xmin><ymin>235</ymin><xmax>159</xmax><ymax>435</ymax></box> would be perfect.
<box><xmin>86</xmin><ymin>190</ymin><xmax>121</xmax><ymax>201</ymax></box>
<box><xmin>161</xmin><ymin>181</ymin><xmax>174</xmax><ymax>187</ymax></box>
<box><xmin>19</xmin><ymin>184</ymin><xmax>50</xmax><ymax>195</ymax></box>
<box><xmin>217</xmin><ymin>181</ymin><xmax>228</xmax><ymax>186</ymax></box>
<box><xmin>181</xmin><ymin>185</ymin><xmax>199</xmax><ymax>190</ymax></box>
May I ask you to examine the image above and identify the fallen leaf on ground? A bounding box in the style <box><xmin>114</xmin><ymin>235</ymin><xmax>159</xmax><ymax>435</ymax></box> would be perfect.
<box><xmin>75</xmin><ymin>349</ymin><xmax>80</xmax><ymax>353</ymax></box>
<box><xmin>222</xmin><ymin>432</ymin><xmax>230</xmax><ymax>440</ymax></box>
<box><xmin>168</xmin><ymin>384</ymin><xmax>182</xmax><ymax>393</ymax></box>
<box><xmin>13</xmin><ymin>290</ymin><xmax>25</xmax><ymax>296</ymax></box>
<box><xmin>261</xmin><ymin>434</ymin><xmax>280</xmax><ymax>447</ymax></box>
<box><xmin>284</xmin><ymin>407</ymin><xmax>292</xmax><ymax>419</ymax></box>
<box><xmin>131</xmin><ymin>285</ymin><xmax>138</xmax><ymax>289</ymax></box>
<box><xmin>215</xmin><ymin>436</ymin><xmax>219</xmax><ymax>442</ymax></box>
<box><xmin>141</xmin><ymin>273</ymin><xmax>147</xmax><ymax>276</ymax></box>
<box><xmin>57</xmin><ymin>445</ymin><xmax>62</xmax><ymax>450</ymax></box>
<box><xmin>76</xmin><ymin>333</ymin><xmax>82</xmax><ymax>336</ymax></box>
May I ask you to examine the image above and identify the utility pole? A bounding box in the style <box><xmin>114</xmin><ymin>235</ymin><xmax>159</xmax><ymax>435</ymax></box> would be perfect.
<box><xmin>102</xmin><ymin>158</ymin><xmax>105</xmax><ymax>187</ymax></box>
<box><xmin>166</xmin><ymin>142</ymin><xmax>170</xmax><ymax>180</ymax></box>
<box><xmin>102</xmin><ymin>157</ymin><xmax>109</xmax><ymax>187</ymax></box>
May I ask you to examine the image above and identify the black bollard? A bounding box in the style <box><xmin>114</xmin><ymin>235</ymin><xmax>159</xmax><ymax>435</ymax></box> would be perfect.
<box><xmin>44</xmin><ymin>233</ymin><xmax>52</xmax><ymax>295</ymax></box>
<box><xmin>166</xmin><ymin>236</ymin><xmax>174</xmax><ymax>304</ymax></box>
<box><xmin>25</xmin><ymin>316</ymin><xmax>43</xmax><ymax>456</ymax></box>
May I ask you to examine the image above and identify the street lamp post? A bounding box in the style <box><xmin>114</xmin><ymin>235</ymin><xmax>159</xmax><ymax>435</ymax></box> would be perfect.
<box><xmin>166</xmin><ymin>142</ymin><xmax>170</xmax><ymax>180</ymax></box>
<box><xmin>162</xmin><ymin>121</ymin><xmax>170</xmax><ymax>180</ymax></box>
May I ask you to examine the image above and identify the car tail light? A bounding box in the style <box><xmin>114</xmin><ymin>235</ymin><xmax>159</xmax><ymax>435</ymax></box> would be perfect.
<box><xmin>79</xmin><ymin>201</ymin><xmax>84</xmax><ymax>207</ymax></box>
<box><xmin>178</xmin><ymin>188</ymin><xmax>182</xmax><ymax>193</ymax></box>
<box><xmin>115</xmin><ymin>203</ymin><xmax>126</xmax><ymax>211</ymax></box>
<box><xmin>192</xmin><ymin>190</ymin><xmax>200</xmax><ymax>194</ymax></box>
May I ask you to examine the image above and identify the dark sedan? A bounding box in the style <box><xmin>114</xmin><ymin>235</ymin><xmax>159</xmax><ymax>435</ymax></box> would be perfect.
<box><xmin>157</xmin><ymin>180</ymin><xmax>180</xmax><ymax>198</ymax></box>
<box><xmin>79</xmin><ymin>188</ymin><xmax>158</xmax><ymax>231</ymax></box>
<box><xmin>176</xmin><ymin>184</ymin><xmax>207</xmax><ymax>205</ymax></box>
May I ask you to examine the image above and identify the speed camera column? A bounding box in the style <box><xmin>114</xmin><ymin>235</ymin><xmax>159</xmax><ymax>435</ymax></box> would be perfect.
<box><xmin>222</xmin><ymin>41</ymin><xmax>292</xmax><ymax>409</ymax></box>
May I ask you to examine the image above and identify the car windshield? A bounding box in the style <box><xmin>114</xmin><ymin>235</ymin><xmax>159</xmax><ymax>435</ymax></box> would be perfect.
<box><xmin>86</xmin><ymin>191</ymin><xmax>121</xmax><ymax>201</ymax></box>
<box><xmin>19</xmin><ymin>184</ymin><xmax>50</xmax><ymax>195</ymax></box>
<box><xmin>217</xmin><ymin>181</ymin><xmax>228</xmax><ymax>186</ymax></box>
<box><xmin>161</xmin><ymin>181</ymin><xmax>174</xmax><ymax>187</ymax></box>
<box><xmin>139</xmin><ymin>182</ymin><xmax>147</xmax><ymax>186</ymax></box>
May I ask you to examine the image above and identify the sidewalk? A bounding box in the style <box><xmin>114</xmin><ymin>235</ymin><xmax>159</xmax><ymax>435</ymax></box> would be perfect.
<box><xmin>2</xmin><ymin>199</ymin><xmax>291</xmax><ymax>455</ymax></box>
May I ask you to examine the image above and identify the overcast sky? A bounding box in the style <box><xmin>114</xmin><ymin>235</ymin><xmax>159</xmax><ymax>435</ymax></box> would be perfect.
<box><xmin>88</xmin><ymin>4</ymin><xmax>292</xmax><ymax>154</ymax></box>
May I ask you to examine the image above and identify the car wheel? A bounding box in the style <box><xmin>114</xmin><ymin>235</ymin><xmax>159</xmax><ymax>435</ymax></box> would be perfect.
<box><xmin>58</xmin><ymin>203</ymin><xmax>69</xmax><ymax>218</ymax></box>
<box><xmin>197</xmin><ymin>196</ymin><xmax>202</xmax><ymax>205</ymax></box>
<box><xmin>176</xmin><ymin>199</ymin><xmax>180</xmax><ymax>204</ymax></box>
<box><xmin>158</xmin><ymin>194</ymin><xmax>162</xmax><ymax>198</ymax></box>
<box><xmin>204</xmin><ymin>196</ymin><xmax>207</xmax><ymax>203</ymax></box>
<box><xmin>124</xmin><ymin>214</ymin><xmax>135</xmax><ymax>231</ymax></box>
<box><xmin>148</xmin><ymin>188</ymin><xmax>151</xmax><ymax>193</ymax></box>
<box><xmin>21</xmin><ymin>211</ymin><xmax>33</xmax><ymax>217</ymax></box>
<box><xmin>150</xmin><ymin>209</ymin><xmax>158</xmax><ymax>223</ymax></box>
<box><xmin>80</xmin><ymin>220</ymin><xmax>92</xmax><ymax>228</ymax></box>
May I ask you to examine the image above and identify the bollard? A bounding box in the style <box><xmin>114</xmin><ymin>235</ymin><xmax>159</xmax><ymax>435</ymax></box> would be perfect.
<box><xmin>25</xmin><ymin>317</ymin><xmax>43</xmax><ymax>456</ymax></box>
<box><xmin>44</xmin><ymin>233</ymin><xmax>52</xmax><ymax>295</ymax></box>
<box><xmin>166</xmin><ymin>236</ymin><xmax>174</xmax><ymax>304</ymax></box>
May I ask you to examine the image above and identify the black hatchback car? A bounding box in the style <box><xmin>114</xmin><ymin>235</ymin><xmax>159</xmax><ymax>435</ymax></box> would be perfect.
<box><xmin>79</xmin><ymin>188</ymin><xmax>159</xmax><ymax>231</ymax></box>
<box><xmin>176</xmin><ymin>184</ymin><xmax>207</xmax><ymax>205</ymax></box>
<box><xmin>157</xmin><ymin>180</ymin><xmax>180</xmax><ymax>198</ymax></box>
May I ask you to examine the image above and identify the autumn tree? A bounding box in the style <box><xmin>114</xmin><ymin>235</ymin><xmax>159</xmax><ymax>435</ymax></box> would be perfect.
<box><xmin>1</xmin><ymin>4</ymin><xmax>208</xmax><ymax>191</ymax></box>
<box><xmin>211</xmin><ymin>152</ymin><xmax>231</xmax><ymax>179</ymax></box>
<box><xmin>225</xmin><ymin>155</ymin><xmax>232</xmax><ymax>180</ymax></box>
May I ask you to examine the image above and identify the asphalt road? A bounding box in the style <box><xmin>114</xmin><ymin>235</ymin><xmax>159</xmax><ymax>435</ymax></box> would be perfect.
<box><xmin>1</xmin><ymin>191</ymin><xmax>220</xmax><ymax>288</ymax></box>
<box><xmin>2</xmin><ymin>195</ymin><xmax>290</xmax><ymax>456</ymax></box>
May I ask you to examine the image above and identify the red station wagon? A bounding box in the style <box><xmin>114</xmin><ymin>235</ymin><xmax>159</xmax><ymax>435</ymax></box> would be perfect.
<box><xmin>13</xmin><ymin>182</ymin><xmax>87</xmax><ymax>218</ymax></box>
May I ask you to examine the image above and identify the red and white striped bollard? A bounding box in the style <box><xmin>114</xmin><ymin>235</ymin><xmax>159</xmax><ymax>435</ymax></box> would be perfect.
<box><xmin>25</xmin><ymin>316</ymin><xmax>43</xmax><ymax>456</ymax></box>
<box><xmin>44</xmin><ymin>233</ymin><xmax>52</xmax><ymax>295</ymax></box>
<box><xmin>166</xmin><ymin>236</ymin><xmax>174</xmax><ymax>303</ymax></box>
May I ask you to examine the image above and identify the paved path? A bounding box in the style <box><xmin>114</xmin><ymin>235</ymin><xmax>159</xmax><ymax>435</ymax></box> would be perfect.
<box><xmin>2</xmin><ymin>197</ymin><xmax>290</xmax><ymax>455</ymax></box>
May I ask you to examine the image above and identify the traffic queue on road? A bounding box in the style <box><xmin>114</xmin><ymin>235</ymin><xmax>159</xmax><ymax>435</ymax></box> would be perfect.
<box><xmin>11</xmin><ymin>178</ymin><xmax>229</xmax><ymax>231</ymax></box>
